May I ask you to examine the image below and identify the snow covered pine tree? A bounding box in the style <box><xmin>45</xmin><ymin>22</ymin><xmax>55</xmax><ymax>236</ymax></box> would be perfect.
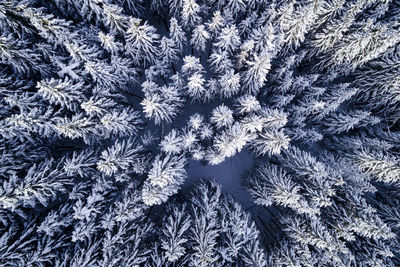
<box><xmin>0</xmin><ymin>0</ymin><xmax>400</xmax><ymax>266</ymax></box>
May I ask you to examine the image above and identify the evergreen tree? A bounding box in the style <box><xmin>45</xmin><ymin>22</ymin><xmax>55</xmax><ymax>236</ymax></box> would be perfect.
<box><xmin>1</xmin><ymin>0</ymin><xmax>400</xmax><ymax>265</ymax></box>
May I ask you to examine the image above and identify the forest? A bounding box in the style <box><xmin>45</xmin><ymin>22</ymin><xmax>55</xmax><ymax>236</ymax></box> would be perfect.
<box><xmin>1</xmin><ymin>0</ymin><xmax>400</xmax><ymax>266</ymax></box>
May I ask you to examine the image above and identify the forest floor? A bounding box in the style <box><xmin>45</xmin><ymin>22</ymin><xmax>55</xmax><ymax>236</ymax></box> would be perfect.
<box><xmin>183</xmin><ymin>149</ymin><xmax>255</xmax><ymax>208</ymax></box>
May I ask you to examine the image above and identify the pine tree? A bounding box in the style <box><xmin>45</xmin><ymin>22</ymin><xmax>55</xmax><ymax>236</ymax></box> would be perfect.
<box><xmin>208</xmin><ymin>49</ymin><xmax>233</xmax><ymax>74</ymax></box>
<box><xmin>126</xmin><ymin>18</ymin><xmax>160</xmax><ymax>65</ymax></box>
<box><xmin>2</xmin><ymin>0</ymin><xmax>400</xmax><ymax>265</ymax></box>
<box><xmin>142</xmin><ymin>155</ymin><xmax>187</xmax><ymax>206</ymax></box>
<box><xmin>242</xmin><ymin>52</ymin><xmax>271</xmax><ymax>95</ymax></box>
<box><xmin>0</xmin><ymin>159</ymin><xmax>70</xmax><ymax>211</ymax></box>
<box><xmin>234</xmin><ymin>94</ymin><xmax>261</xmax><ymax>114</ymax></box>
<box><xmin>186</xmin><ymin>72</ymin><xmax>207</xmax><ymax>101</ymax></box>
<box><xmin>191</xmin><ymin>25</ymin><xmax>210</xmax><ymax>52</ymax></box>
<box><xmin>322</xmin><ymin>110</ymin><xmax>380</xmax><ymax>134</ymax></box>
<box><xmin>219</xmin><ymin>69</ymin><xmax>241</xmax><ymax>98</ymax></box>
<box><xmin>159</xmin><ymin>37</ymin><xmax>179</xmax><ymax>66</ymax></box>
<box><xmin>355</xmin><ymin>150</ymin><xmax>400</xmax><ymax>184</ymax></box>
<box><xmin>207</xmin><ymin>11</ymin><xmax>225</xmax><ymax>37</ymax></box>
<box><xmin>181</xmin><ymin>0</ymin><xmax>201</xmax><ymax>29</ymax></box>
<box><xmin>161</xmin><ymin>206</ymin><xmax>191</xmax><ymax>262</ymax></box>
<box><xmin>214</xmin><ymin>25</ymin><xmax>241</xmax><ymax>54</ymax></box>
<box><xmin>96</xmin><ymin>138</ymin><xmax>147</xmax><ymax>176</ymax></box>
<box><xmin>160</xmin><ymin>129</ymin><xmax>184</xmax><ymax>155</ymax></box>
<box><xmin>0</xmin><ymin>34</ymin><xmax>43</xmax><ymax>74</ymax></box>
<box><xmin>141</xmin><ymin>87</ymin><xmax>182</xmax><ymax>125</ymax></box>
<box><xmin>212</xmin><ymin>122</ymin><xmax>252</xmax><ymax>161</ymax></box>
<box><xmin>210</xmin><ymin>104</ymin><xmax>234</xmax><ymax>129</ymax></box>
<box><xmin>249</xmin><ymin>163</ymin><xmax>304</xmax><ymax>212</ymax></box>
<box><xmin>169</xmin><ymin>17</ymin><xmax>187</xmax><ymax>50</ymax></box>
<box><xmin>250</xmin><ymin>129</ymin><xmax>290</xmax><ymax>156</ymax></box>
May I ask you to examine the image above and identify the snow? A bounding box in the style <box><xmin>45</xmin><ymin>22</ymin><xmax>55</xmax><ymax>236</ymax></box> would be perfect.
<box><xmin>182</xmin><ymin>148</ymin><xmax>277</xmax><ymax>244</ymax></box>
<box><xmin>183</xmin><ymin>149</ymin><xmax>255</xmax><ymax>208</ymax></box>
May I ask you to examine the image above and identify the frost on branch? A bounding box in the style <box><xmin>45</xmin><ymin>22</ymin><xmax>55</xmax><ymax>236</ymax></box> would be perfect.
<box><xmin>1</xmin><ymin>0</ymin><xmax>400</xmax><ymax>265</ymax></box>
<box><xmin>141</xmin><ymin>155</ymin><xmax>187</xmax><ymax>206</ymax></box>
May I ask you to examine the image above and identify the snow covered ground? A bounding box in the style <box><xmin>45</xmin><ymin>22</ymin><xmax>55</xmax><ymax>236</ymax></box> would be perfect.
<box><xmin>183</xmin><ymin>149</ymin><xmax>255</xmax><ymax>208</ymax></box>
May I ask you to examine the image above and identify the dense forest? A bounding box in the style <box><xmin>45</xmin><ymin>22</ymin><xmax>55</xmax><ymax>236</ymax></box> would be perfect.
<box><xmin>1</xmin><ymin>0</ymin><xmax>400</xmax><ymax>266</ymax></box>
